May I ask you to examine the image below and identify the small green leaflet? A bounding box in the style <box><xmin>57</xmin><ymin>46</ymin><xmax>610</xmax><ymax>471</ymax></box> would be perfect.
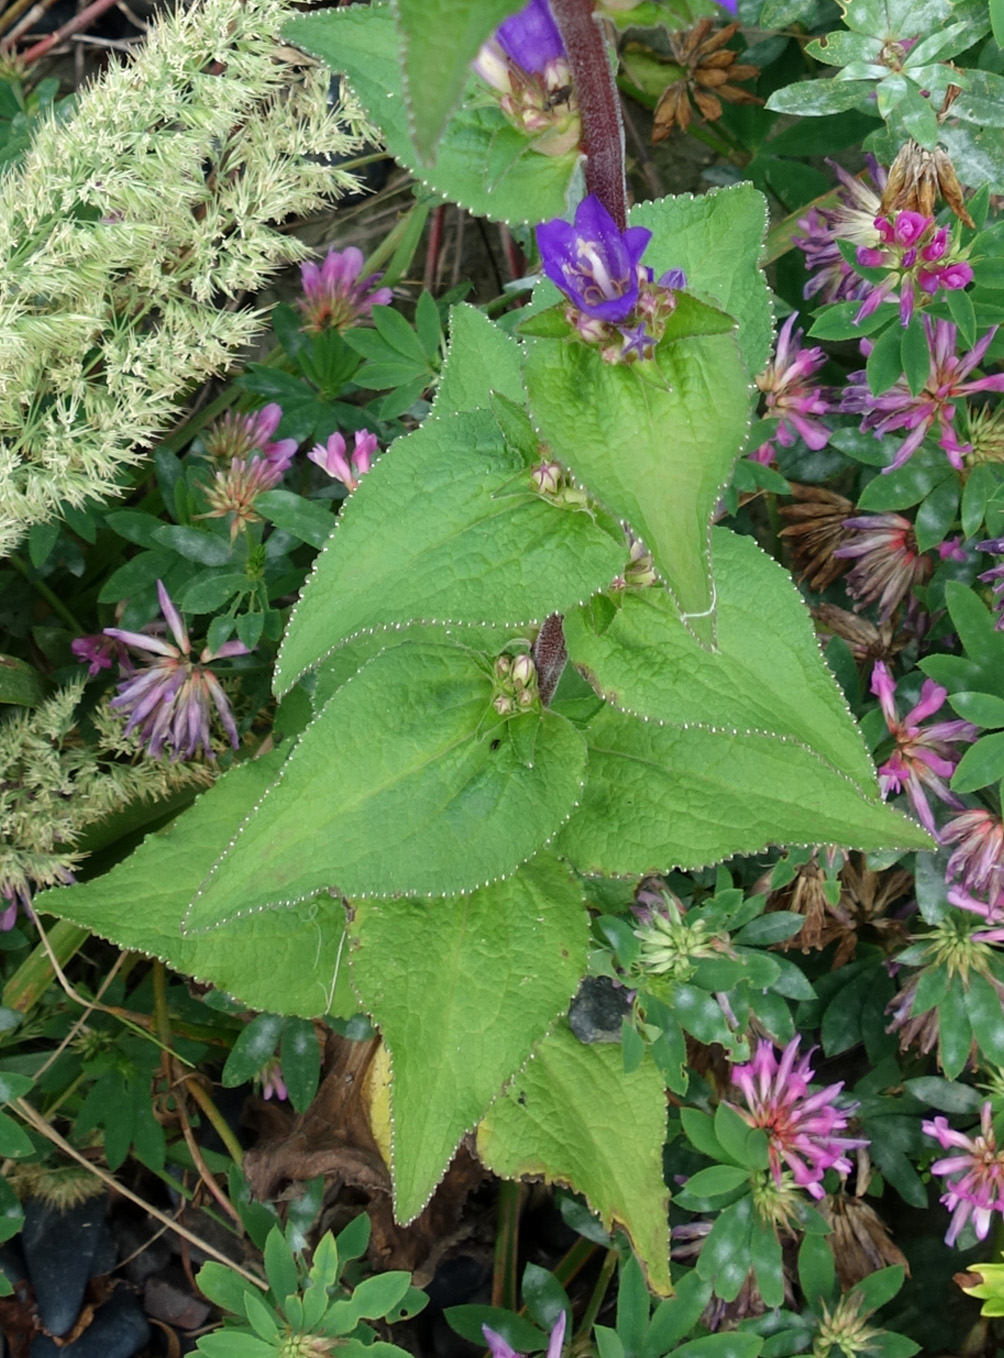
<box><xmin>187</xmin><ymin>642</ymin><xmax>588</xmax><ymax>928</ymax></box>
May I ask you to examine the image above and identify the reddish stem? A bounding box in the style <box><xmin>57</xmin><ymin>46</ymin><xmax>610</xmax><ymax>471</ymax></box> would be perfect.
<box><xmin>19</xmin><ymin>0</ymin><xmax>120</xmax><ymax>63</ymax></box>
<box><xmin>424</xmin><ymin>204</ymin><xmax>447</xmax><ymax>292</ymax></box>
<box><xmin>548</xmin><ymin>0</ymin><xmax>626</xmax><ymax>228</ymax></box>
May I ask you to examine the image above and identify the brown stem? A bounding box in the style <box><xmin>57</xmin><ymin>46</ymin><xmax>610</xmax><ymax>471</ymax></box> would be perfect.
<box><xmin>18</xmin><ymin>0</ymin><xmax>121</xmax><ymax>64</ymax></box>
<box><xmin>548</xmin><ymin>0</ymin><xmax>626</xmax><ymax>228</ymax></box>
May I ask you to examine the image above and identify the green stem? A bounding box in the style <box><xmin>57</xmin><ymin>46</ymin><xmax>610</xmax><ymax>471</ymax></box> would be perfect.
<box><xmin>2</xmin><ymin>920</ymin><xmax>91</xmax><ymax>1015</ymax></box>
<box><xmin>551</xmin><ymin>1235</ymin><xmax>600</xmax><ymax>1291</ymax></box>
<box><xmin>575</xmin><ymin>1247</ymin><xmax>618</xmax><ymax>1342</ymax></box>
<box><xmin>186</xmin><ymin>1077</ymin><xmax>245</xmax><ymax>1167</ymax></box>
<box><xmin>8</xmin><ymin>554</ymin><xmax>85</xmax><ymax>634</ymax></box>
<box><xmin>492</xmin><ymin>1179</ymin><xmax>523</xmax><ymax>1311</ymax></box>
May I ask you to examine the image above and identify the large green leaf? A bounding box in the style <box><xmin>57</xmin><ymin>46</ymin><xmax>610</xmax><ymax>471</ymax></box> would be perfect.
<box><xmin>34</xmin><ymin>752</ymin><xmax>352</xmax><ymax>1018</ymax></box>
<box><xmin>432</xmin><ymin>303</ymin><xmax>524</xmax><ymax>417</ymax></box>
<box><xmin>523</xmin><ymin>329</ymin><xmax>750</xmax><ymax>646</ymax></box>
<box><xmin>564</xmin><ymin>527</ymin><xmax>876</xmax><ymax>792</ymax></box>
<box><xmin>284</xmin><ymin>5</ymin><xmax>582</xmax><ymax>226</ymax></box>
<box><xmin>476</xmin><ymin>1022</ymin><xmax>671</xmax><ymax>1295</ymax></box>
<box><xmin>275</xmin><ymin>408</ymin><xmax>624</xmax><ymax>694</ymax></box>
<box><xmin>630</xmin><ymin>186</ymin><xmax>771</xmax><ymax>377</ymax></box>
<box><xmin>555</xmin><ymin>705</ymin><xmax>932</xmax><ymax>876</ymax></box>
<box><xmin>393</xmin><ymin>0</ymin><xmax>524</xmax><ymax>163</ymax></box>
<box><xmin>350</xmin><ymin>854</ymin><xmax>588</xmax><ymax>1224</ymax></box>
<box><xmin>187</xmin><ymin>643</ymin><xmax>588</xmax><ymax>928</ymax></box>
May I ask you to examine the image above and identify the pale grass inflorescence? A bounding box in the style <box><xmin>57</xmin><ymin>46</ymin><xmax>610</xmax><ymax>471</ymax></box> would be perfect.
<box><xmin>0</xmin><ymin>0</ymin><xmax>370</xmax><ymax>556</ymax></box>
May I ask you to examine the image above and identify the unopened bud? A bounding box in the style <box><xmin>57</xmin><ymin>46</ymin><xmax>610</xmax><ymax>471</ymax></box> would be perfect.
<box><xmin>493</xmin><ymin>693</ymin><xmax>514</xmax><ymax>716</ymax></box>
<box><xmin>517</xmin><ymin>687</ymin><xmax>535</xmax><ymax>707</ymax></box>
<box><xmin>511</xmin><ymin>653</ymin><xmax>536</xmax><ymax>689</ymax></box>
<box><xmin>494</xmin><ymin>654</ymin><xmax>512</xmax><ymax>679</ymax></box>
<box><xmin>531</xmin><ymin>461</ymin><xmax>562</xmax><ymax>496</ymax></box>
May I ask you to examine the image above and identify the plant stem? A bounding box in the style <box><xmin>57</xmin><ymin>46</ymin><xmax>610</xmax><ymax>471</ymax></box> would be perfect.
<box><xmin>549</xmin><ymin>0</ymin><xmax>626</xmax><ymax>228</ymax></box>
<box><xmin>575</xmin><ymin>1246</ymin><xmax>618</xmax><ymax>1341</ymax></box>
<box><xmin>492</xmin><ymin>1179</ymin><xmax>523</xmax><ymax>1311</ymax></box>
<box><xmin>8</xmin><ymin>554</ymin><xmax>84</xmax><ymax>634</ymax></box>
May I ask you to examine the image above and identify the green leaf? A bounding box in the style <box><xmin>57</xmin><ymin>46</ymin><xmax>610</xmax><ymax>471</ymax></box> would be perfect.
<box><xmin>949</xmin><ymin>691</ymin><xmax>1004</xmax><ymax>728</ymax></box>
<box><xmin>851</xmin><ymin>1265</ymin><xmax>906</xmax><ymax>1314</ymax></box>
<box><xmin>901</xmin><ymin>314</ymin><xmax>930</xmax><ymax>396</ymax></box>
<box><xmin>524</xmin><ymin>327</ymin><xmax>750</xmax><ymax>646</ymax></box>
<box><xmin>994</xmin><ymin>0</ymin><xmax>1004</xmax><ymax>46</ymax></box>
<box><xmin>393</xmin><ymin>0</ymin><xmax>523</xmax><ymax>162</ymax></box>
<box><xmin>629</xmin><ymin>186</ymin><xmax>771</xmax><ymax>376</ymax></box>
<box><xmin>280</xmin><ymin>1017</ymin><xmax>321</xmax><ymax>1114</ymax></box>
<box><xmin>964</xmin><ymin>971</ymin><xmax>1004</xmax><ymax>1066</ymax></box>
<box><xmin>255</xmin><ymin>491</ymin><xmax>334</xmax><ymax>550</ymax></box>
<box><xmin>223</xmin><ymin>1013</ymin><xmax>284</xmax><ymax>1087</ymax></box>
<box><xmin>445</xmin><ymin>1308</ymin><xmax>547</xmax><ymax>1351</ymax></box>
<box><xmin>0</xmin><ymin>1110</ymin><xmax>33</xmax><ymax>1158</ymax></box>
<box><xmin>765</xmin><ymin>80</ymin><xmax>877</xmax><ymax>116</ymax></box>
<box><xmin>97</xmin><ymin>549</ymin><xmax>175</xmax><ymax>604</ymax></box>
<box><xmin>914</xmin><ymin>476</ymin><xmax>959</xmax><ymax>553</ymax></box>
<box><xmin>954</xmin><ymin>69</ymin><xmax>1004</xmax><ymax>128</ymax></box>
<box><xmin>750</xmin><ymin>1216</ymin><xmax>784</xmax><ymax>1310</ymax></box>
<box><xmin>264</xmin><ymin>1228</ymin><xmax>299</xmax><ymax>1307</ymax></box>
<box><xmin>902</xmin><ymin>1076</ymin><xmax>983</xmax><ymax>1113</ymax></box>
<box><xmin>938</xmin><ymin>972</ymin><xmax>972</xmax><ymax>1080</ymax></box>
<box><xmin>673</xmin><ymin>1333</ymin><xmax>762</xmax><ymax>1358</ymax></box>
<box><xmin>434</xmin><ymin>303</ymin><xmax>525</xmax><ymax>417</ymax></box>
<box><xmin>274</xmin><ymin>409</ymin><xmax>624</xmax><ymax>693</ymax></box>
<box><xmin>0</xmin><ymin>1072</ymin><xmax>32</xmax><ymax>1103</ymax></box>
<box><xmin>153</xmin><ymin>524</ymin><xmax>233</xmax><ymax>566</ymax></box>
<box><xmin>947</xmin><ymin>286</ymin><xmax>977</xmax><ymax>349</ymax></box>
<box><xmin>476</xmin><ymin>1023</ymin><xmax>671</xmax><ymax>1295</ymax></box>
<box><xmin>798</xmin><ymin>1232</ymin><xmax>835</xmax><ymax>1310</ymax></box>
<box><xmin>952</xmin><ymin>731</ymin><xmax>1004</xmax><ymax>794</ymax></box>
<box><xmin>350</xmin><ymin>855</ymin><xmax>588</xmax><ymax>1223</ymax></box>
<box><xmin>555</xmin><ymin>705</ymin><xmax>931</xmax><ymax>878</ymax></box>
<box><xmin>187</xmin><ymin>643</ymin><xmax>587</xmax><ymax>925</ymax></box>
<box><xmin>866</xmin><ymin>324</ymin><xmax>905</xmax><ymax>397</ymax></box>
<box><xmin>179</xmin><ymin>571</ymin><xmax>248</xmax><ymax>615</ymax></box>
<box><xmin>856</xmin><ymin>447</ymin><xmax>955</xmax><ymax>511</ymax></box>
<box><xmin>0</xmin><ymin>655</ymin><xmax>46</xmax><ymax>707</ymax></box>
<box><xmin>284</xmin><ymin>6</ymin><xmax>581</xmax><ymax>226</ymax></box>
<box><xmin>643</xmin><ymin>1272</ymin><xmax>713</xmax><ymax>1358</ymax></box>
<box><xmin>329</xmin><ymin>1273</ymin><xmax>412</xmax><ymax>1331</ymax></box>
<box><xmin>683</xmin><ymin>1165</ymin><xmax>751</xmax><ymax>1197</ymax></box>
<box><xmin>696</xmin><ymin>1194</ymin><xmax>753</xmax><ymax>1301</ymax></box>
<box><xmin>34</xmin><ymin>751</ymin><xmax>355</xmax><ymax>1018</ymax></box>
<box><xmin>714</xmin><ymin>1102</ymin><xmax>769</xmax><ymax>1172</ymax></box>
<box><xmin>563</xmin><ymin>528</ymin><xmax>876</xmax><ymax>793</ymax></box>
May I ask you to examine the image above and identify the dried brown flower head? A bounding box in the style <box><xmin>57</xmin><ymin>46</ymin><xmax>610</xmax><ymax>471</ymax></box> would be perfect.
<box><xmin>647</xmin><ymin>22</ymin><xmax>760</xmax><ymax>142</ymax></box>
<box><xmin>812</xmin><ymin>604</ymin><xmax>907</xmax><ymax>668</ymax></box>
<box><xmin>880</xmin><ymin>138</ymin><xmax>974</xmax><ymax>228</ymax></box>
<box><xmin>778</xmin><ymin>483</ymin><xmax>855</xmax><ymax>592</ymax></box>
<box><xmin>818</xmin><ymin>1192</ymin><xmax>909</xmax><ymax>1290</ymax></box>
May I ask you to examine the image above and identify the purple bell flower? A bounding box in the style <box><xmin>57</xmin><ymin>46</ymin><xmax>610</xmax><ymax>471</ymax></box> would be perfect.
<box><xmin>536</xmin><ymin>194</ymin><xmax>652</xmax><ymax>323</ymax></box>
<box><xmin>496</xmin><ymin>0</ymin><xmax>565</xmax><ymax>74</ymax></box>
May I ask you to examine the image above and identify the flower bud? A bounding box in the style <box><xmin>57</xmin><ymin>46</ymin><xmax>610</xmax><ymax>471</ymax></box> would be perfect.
<box><xmin>494</xmin><ymin>654</ymin><xmax>512</xmax><ymax>679</ymax></box>
<box><xmin>511</xmin><ymin>653</ymin><xmax>536</xmax><ymax>689</ymax></box>
<box><xmin>531</xmin><ymin>460</ymin><xmax>562</xmax><ymax>495</ymax></box>
<box><xmin>493</xmin><ymin>693</ymin><xmax>514</xmax><ymax>716</ymax></box>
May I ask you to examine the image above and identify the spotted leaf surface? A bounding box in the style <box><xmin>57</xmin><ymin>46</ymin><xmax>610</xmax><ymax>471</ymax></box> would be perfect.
<box><xmin>523</xmin><ymin>328</ymin><xmax>750</xmax><ymax>647</ymax></box>
<box><xmin>476</xmin><ymin>1022</ymin><xmax>671</xmax><ymax>1295</ymax></box>
<box><xmin>555</xmin><ymin>705</ymin><xmax>933</xmax><ymax>877</ymax></box>
<box><xmin>275</xmin><ymin>408</ymin><xmax>624</xmax><ymax>694</ymax></box>
<box><xmin>350</xmin><ymin>854</ymin><xmax>588</xmax><ymax>1224</ymax></box>
<box><xmin>187</xmin><ymin>642</ymin><xmax>588</xmax><ymax>929</ymax></box>
<box><xmin>34</xmin><ymin>751</ymin><xmax>353</xmax><ymax>1018</ymax></box>
<box><xmin>284</xmin><ymin>5</ymin><xmax>582</xmax><ymax>225</ymax></box>
<box><xmin>564</xmin><ymin>527</ymin><xmax>876</xmax><ymax>791</ymax></box>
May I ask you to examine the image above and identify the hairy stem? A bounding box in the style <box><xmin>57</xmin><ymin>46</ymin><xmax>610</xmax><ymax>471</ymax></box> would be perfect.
<box><xmin>549</xmin><ymin>0</ymin><xmax>626</xmax><ymax>228</ymax></box>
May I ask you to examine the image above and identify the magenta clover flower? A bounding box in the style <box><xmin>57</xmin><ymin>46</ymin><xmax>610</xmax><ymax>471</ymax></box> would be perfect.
<box><xmin>794</xmin><ymin>157</ymin><xmax>888</xmax><ymax>305</ymax></box>
<box><xmin>976</xmin><ymin>536</ymin><xmax>1004</xmax><ymax>631</ymax></box>
<box><xmin>71</xmin><ymin>632</ymin><xmax>133</xmax><ymax>678</ymax></box>
<box><xmin>832</xmin><ymin>513</ymin><xmax>931</xmax><ymax>622</ymax></box>
<box><xmin>105</xmin><ymin>582</ymin><xmax>248</xmax><ymax>761</ymax></box>
<box><xmin>728</xmin><ymin>1037</ymin><xmax>866</xmax><ymax>1200</ymax></box>
<box><xmin>754</xmin><ymin>312</ymin><xmax>831</xmax><ymax>459</ymax></box>
<box><xmin>297</xmin><ymin>247</ymin><xmax>392</xmax><ymax>333</ymax></box>
<box><xmin>496</xmin><ymin>0</ymin><xmax>565</xmax><ymax>73</ymax></box>
<box><xmin>537</xmin><ymin>194</ymin><xmax>652</xmax><ymax>324</ymax></box>
<box><xmin>869</xmin><ymin>660</ymin><xmax>976</xmax><ymax>835</ymax></box>
<box><xmin>202</xmin><ymin>402</ymin><xmax>297</xmax><ymax>468</ymax></box>
<box><xmin>854</xmin><ymin>211</ymin><xmax>973</xmax><ymax>327</ymax></box>
<box><xmin>483</xmin><ymin>1310</ymin><xmax>566</xmax><ymax>1358</ymax></box>
<box><xmin>841</xmin><ymin>318</ymin><xmax>1004</xmax><ymax>472</ymax></box>
<box><xmin>308</xmin><ymin>429</ymin><xmax>378</xmax><ymax>492</ymax></box>
<box><xmin>924</xmin><ymin>1103</ymin><xmax>1004</xmax><ymax>1247</ymax></box>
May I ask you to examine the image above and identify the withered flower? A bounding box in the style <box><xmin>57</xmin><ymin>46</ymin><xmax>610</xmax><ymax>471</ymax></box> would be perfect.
<box><xmin>812</xmin><ymin>604</ymin><xmax>907</xmax><ymax>668</ymax></box>
<box><xmin>880</xmin><ymin>138</ymin><xmax>974</xmax><ymax>229</ymax></box>
<box><xmin>778</xmin><ymin>483</ymin><xmax>855</xmax><ymax>592</ymax></box>
<box><xmin>649</xmin><ymin>22</ymin><xmax>759</xmax><ymax>142</ymax></box>
<box><xmin>760</xmin><ymin>853</ymin><xmax>910</xmax><ymax>965</ymax></box>
<box><xmin>818</xmin><ymin>1190</ymin><xmax>909</xmax><ymax>1290</ymax></box>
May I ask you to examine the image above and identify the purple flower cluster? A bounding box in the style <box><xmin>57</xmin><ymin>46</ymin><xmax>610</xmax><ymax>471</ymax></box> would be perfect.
<box><xmin>473</xmin><ymin>0</ymin><xmax>579</xmax><ymax>156</ymax></box>
<box><xmin>308</xmin><ymin>429</ymin><xmax>379</xmax><ymax>493</ymax></box>
<box><xmin>869</xmin><ymin>661</ymin><xmax>976</xmax><ymax>835</ymax></box>
<box><xmin>103</xmin><ymin>582</ymin><xmax>248</xmax><ymax>761</ymax></box>
<box><xmin>794</xmin><ymin>157</ymin><xmax>888</xmax><ymax>304</ymax></box>
<box><xmin>924</xmin><ymin>1103</ymin><xmax>1004</xmax><ymax>1247</ymax></box>
<box><xmin>750</xmin><ymin>312</ymin><xmax>831</xmax><ymax>462</ymax></box>
<box><xmin>536</xmin><ymin>195</ymin><xmax>686</xmax><ymax>363</ymax></box>
<box><xmin>855</xmin><ymin>210</ymin><xmax>972</xmax><ymax>327</ymax></box>
<box><xmin>841</xmin><ymin>318</ymin><xmax>1004</xmax><ymax>472</ymax></box>
<box><xmin>297</xmin><ymin>247</ymin><xmax>392</xmax><ymax>332</ymax></box>
<box><xmin>729</xmin><ymin>1037</ymin><xmax>867</xmax><ymax>1199</ymax></box>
